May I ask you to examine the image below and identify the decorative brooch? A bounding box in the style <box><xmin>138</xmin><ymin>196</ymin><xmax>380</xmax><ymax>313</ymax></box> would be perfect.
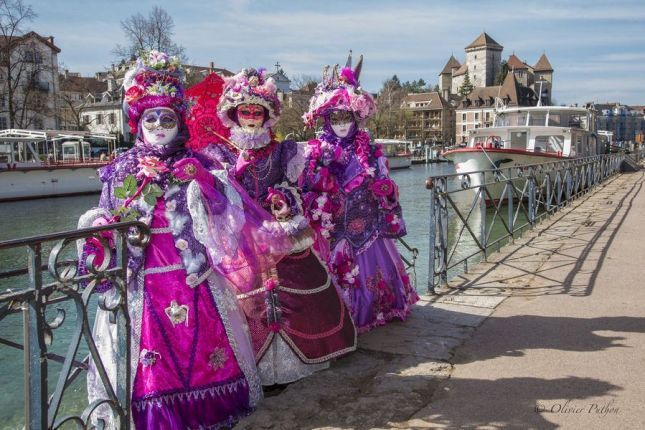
<box><xmin>139</xmin><ymin>349</ymin><xmax>161</xmax><ymax>367</ymax></box>
<box><xmin>165</xmin><ymin>300</ymin><xmax>189</xmax><ymax>327</ymax></box>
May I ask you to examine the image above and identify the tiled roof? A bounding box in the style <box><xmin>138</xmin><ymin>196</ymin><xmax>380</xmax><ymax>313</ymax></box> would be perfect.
<box><xmin>453</xmin><ymin>63</ymin><xmax>469</xmax><ymax>77</ymax></box>
<box><xmin>533</xmin><ymin>53</ymin><xmax>553</xmax><ymax>72</ymax></box>
<box><xmin>0</xmin><ymin>31</ymin><xmax>61</xmax><ymax>53</ymax></box>
<box><xmin>440</xmin><ymin>55</ymin><xmax>461</xmax><ymax>75</ymax></box>
<box><xmin>507</xmin><ymin>54</ymin><xmax>529</xmax><ymax>70</ymax></box>
<box><xmin>402</xmin><ymin>92</ymin><xmax>447</xmax><ymax>109</ymax></box>
<box><xmin>59</xmin><ymin>75</ymin><xmax>108</xmax><ymax>93</ymax></box>
<box><xmin>465</xmin><ymin>32</ymin><xmax>503</xmax><ymax>50</ymax></box>
<box><xmin>459</xmin><ymin>72</ymin><xmax>537</xmax><ymax>109</ymax></box>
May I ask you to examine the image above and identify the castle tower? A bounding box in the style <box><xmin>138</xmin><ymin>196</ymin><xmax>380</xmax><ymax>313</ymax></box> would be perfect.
<box><xmin>438</xmin><ymin>55</ymin><xmax>461</xmax><ymax>99</ymax></box>
<box><xmin>532</xmin><ymin>53</ymin><xmax>553</xmax><ymax>105</ymax></box>
<box><xmin>464</xmin><ymin>32</ymin><xmax>503</xmax><ymax>87</ymax></box>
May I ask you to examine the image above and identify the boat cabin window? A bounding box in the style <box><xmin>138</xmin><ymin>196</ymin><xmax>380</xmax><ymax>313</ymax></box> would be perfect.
<box><xmin>495</xmin><ymin>112</ymin><xmax>528</xmax><ymax>127</ymax></box>
<box><xmin>472</xmin><ymin>135</ymin><xmax>503</xmax><ymax>148</ymax></box>
<box><xmin>510</xmin><ymin>131</ymin><xmax>528</xmax><ymax>149</ymax></box>
<box><xmin>548</xmin><ymin>114</ymin><xmax>561</xmax><ymax>126</ymax></box>
<box><xmin>567</xmin><ymin>114</ymin><xmax>589</xmax><ymax>130</ymax></box>
<box><xmin>533</xmin><ymin>135</ymin><xmax>564</xmax><ymax>153</ymax></box>
<box><xmin>528</xmin><ymin>112</ymin><xmax>547</xmax><ymax>126</ymax></box>
<box><xmin>0</xmin><ymin>143</ymin><xmax>11</xmax><ymax>164</ymax></box>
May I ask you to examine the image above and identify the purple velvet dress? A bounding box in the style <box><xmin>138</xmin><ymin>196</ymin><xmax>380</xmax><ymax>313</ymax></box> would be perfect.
<box><xmin>78</xmin><ymin>144</ymin><xmax>261</xmax><ymax>429</ymax></box>
<box><xmin>302</xmin><ymin>130</ymin><xmax>419</xmax><ymax>333</ymax></box>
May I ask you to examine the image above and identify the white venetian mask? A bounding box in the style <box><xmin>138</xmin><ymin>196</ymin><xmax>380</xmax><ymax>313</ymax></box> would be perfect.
<box><xmin>329</xmin><ymin>110</ymin><xmax>355</xmax><ymax>138</ymax></box>
<box><xmin>141</xmin><ymin>107</ymin><xmax>179</xmax><ymax>146</ymax></box>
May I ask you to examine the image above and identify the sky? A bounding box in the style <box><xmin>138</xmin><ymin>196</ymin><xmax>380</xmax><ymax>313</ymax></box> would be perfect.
<box><xmin>28</xmin><ymin>0</ymin><xmax>645</xmax><ymax>105</ymax></box>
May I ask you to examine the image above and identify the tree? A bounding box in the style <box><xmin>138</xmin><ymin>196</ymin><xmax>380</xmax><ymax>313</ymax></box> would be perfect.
<box><xmin>114</xmin><ymin>6</ymin><xmax>186</xmax><ymax>61</ymax></box>
<box><xmin>273</xmin><ymin>74</ymin><xmax>318</xmax><ymax>142</ymax></box>
<box><xmin>494</xmin><ymin>60</ymin><xmax>509</xmax><ymax>85</ymax></box>
<box><xmin>458</xmin><ymin>70</ymin><xmax>474</xmax><ymax>97</ymax></box>
<box><xmin>368</xmin><ymin>76</ymin><xmax>406</xmax><ymax>138</ymax></box>
<box><xmin>0</xmin><ymin>0</ymin><xmax>47</xmax><ymax>128</ymax></box>
<box><xmin>433</xmin><ymin>84</ymin><xmax>440</xmax><ymax>92</ymax></box>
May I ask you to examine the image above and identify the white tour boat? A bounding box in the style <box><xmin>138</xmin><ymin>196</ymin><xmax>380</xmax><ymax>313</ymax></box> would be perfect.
<box><xmin>374</xmin><ymin>138</ymin><xmax>413</xmax><ymax>170</ymax></box>
<box><xmin>442</xmin><ymin>106</ymin><xmax>602</xmax><ymax>201</ymax></box>
<box><xmin>0</xmin><ymin>129</ymin><xmax>117</xmax><ymax>202</ymax></box>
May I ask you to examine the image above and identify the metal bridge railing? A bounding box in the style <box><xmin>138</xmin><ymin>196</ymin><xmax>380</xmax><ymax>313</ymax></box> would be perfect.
<box><xmin>425</xmin><ymin>151</ymin><xmax>638</xmax><ymax>293</ymax></box>
<box><xmin>0</xmin><ymin>222</ymin><xmax>149</xmax><ymax>430</ymax></box>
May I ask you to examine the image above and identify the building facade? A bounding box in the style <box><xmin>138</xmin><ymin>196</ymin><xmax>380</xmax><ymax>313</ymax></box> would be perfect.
<box><xmin>0</xmin><ymin>31</ymin><xmax>61</xmax><ymax>130</ymax></box>
<box><xmin>594</xmin><ymin>103</ymin><xmax>645</xmax><ymax>143</ymax></box>
<box><xmin>455</xmin><ymin>72</ymin><xmax>538</xmax><ymax>143</ymax></box>
<box><xmin>400</xmin><ymin>92</ymin><xmax>455</xmax><ymax>145</ymax></box>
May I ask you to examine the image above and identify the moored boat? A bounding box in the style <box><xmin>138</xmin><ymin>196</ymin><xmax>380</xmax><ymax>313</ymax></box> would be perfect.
<box><xmin>442</xmin><ymin>106</ymin><xmax>603</xmax><ymax>201</ymax></box>
<box><xmin>0</xmin><ymin>129</ymin><xmax>117</xmax><ymax>201</ymax></box>
<box><xmin>374</xmin><ymin>138</ymin><xmax>413</xmax><ymax>169</ymax></box>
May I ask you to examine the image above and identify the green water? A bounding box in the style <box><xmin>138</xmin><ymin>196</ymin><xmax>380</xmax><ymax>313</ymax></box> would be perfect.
<box><xmin>0</xmin><ymin>163</ymin><xmax>522</xmax><ymax>427</ymax></box>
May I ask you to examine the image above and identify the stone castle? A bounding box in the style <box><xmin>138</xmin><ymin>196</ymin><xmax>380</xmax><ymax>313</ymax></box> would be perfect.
<box><xmin>439</xmin><ymin>32</ymin><xmax>554</xmax><ymax>106</ymax></box>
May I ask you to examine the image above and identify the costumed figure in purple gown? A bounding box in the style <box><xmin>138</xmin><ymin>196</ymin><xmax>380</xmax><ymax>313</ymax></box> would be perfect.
<box><xmin>76</xmin><ymin>51</ymin><xmax>281</xmax><ymax>429</ymax></box>
<box><xmin>188</xmin><ymin>68</ymin><xmax>357</xmax><ymax>386</ymax></box>
<box><xmin>301</xmin><ymin>53</ymin><xmax>419</xmax><ymax>333</ymax></box>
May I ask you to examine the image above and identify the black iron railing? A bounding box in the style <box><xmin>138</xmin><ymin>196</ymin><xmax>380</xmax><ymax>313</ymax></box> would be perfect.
<box><xmin>0</xmin><ymin>222</ymin><xmax>149</xmax><ymax>430</ymax></box>
<box><xmin>425</xmin><ymin>151</ymin><xmax>640</xmax><ymax>292</ymax></box>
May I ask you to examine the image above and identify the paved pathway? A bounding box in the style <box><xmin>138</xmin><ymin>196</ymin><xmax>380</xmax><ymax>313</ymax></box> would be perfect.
<box><xmin>237</xmin><ymin>170</ymin><xmax>645</xmax><ymax>430</ymax></box>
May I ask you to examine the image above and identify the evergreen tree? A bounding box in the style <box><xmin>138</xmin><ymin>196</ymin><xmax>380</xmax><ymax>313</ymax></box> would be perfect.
<box><xmin>494</xmin><ymin>60</ymin><xmax>510</xmax><ymax>85</ymax></box>
<box><xmin>458</xmin><ymin>71</ymin><xmax>474</xmax><ymax>97</ymax></box>
<box><xmin>433</xmin><ymin>84</ymin><xmax>440</xmax><ymax>92</ymax></box>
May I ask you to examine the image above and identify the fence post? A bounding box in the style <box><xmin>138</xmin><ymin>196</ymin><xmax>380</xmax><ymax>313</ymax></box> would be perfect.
<box><xmin>480</xmin><ymin>172</ymin><xmax>487</xmax><ymax>261</ymax></box>
<box><xmin>528</xmin><ymin>167</ymin><xmax>536</xmax><ymax>225</ymax></box>
<box><xmin>24</xmin><ymin>244</ymin><xmax>47</xmax><ymax>430</ymax></box>
<box><xmin>427</xmin><ymin>177</ymin><xmax>437</xmax><ymax>293</ymax></box>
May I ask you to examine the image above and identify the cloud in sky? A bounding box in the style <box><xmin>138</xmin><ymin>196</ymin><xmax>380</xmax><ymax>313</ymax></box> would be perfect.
<box><xmin>29</xmin><ymin>0</ymin><xmax>645</xmax><ymax>104</ymax></box>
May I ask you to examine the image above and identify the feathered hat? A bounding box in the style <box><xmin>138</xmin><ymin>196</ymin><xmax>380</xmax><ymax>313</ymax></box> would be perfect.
<box><xmin>122</xmin><ymin>50</ymin><xmax>187</xmax><ymax>132</ymax></box>
<box><xmin>217</xmin><ymin>67</ymin><xmax>282</xmax><ymax>129</ymax></box>
<box><xmin>303</xmin><ymin>51</ymin><xmax>376</xmax><ymax>128</ymax></box>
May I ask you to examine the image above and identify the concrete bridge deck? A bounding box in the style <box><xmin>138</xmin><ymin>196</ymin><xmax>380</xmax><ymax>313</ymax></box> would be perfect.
<box><xmin>237</xmin><ymin>170</ymin><xmax>645</xmax><ymax>430</ymax></box>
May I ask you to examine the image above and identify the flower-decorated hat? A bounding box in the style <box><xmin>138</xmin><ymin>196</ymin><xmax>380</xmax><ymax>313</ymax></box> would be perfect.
<box><xmin>123</xmin><ymin>50</ymin><xmax>187</xmax><ymax>132</ymax></box>
<box><xmin>303</xmin><ymin>51</ymin><xmax>376</xmax><ymax>128</ymax></box>
<box><xmin>217</xmin><ymin>67</ymin><xmax>282</xmax><ymax>129</ymax></box>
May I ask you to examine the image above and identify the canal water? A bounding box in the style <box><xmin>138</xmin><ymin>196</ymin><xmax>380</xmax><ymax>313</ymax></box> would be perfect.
<box><xmin>0</xmin><ymin>162</ymin><xmax>516</xmax><ymax>427</ymax></box>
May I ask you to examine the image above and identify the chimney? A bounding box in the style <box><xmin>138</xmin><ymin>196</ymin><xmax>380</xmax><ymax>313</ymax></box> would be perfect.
<box><xmin>107</xmin><ymin>78</ymin><xmax>115</xmax><ymax>92</ymax></box>
<box><xmin>64</xmin><ymin>69</ymin><xmax>68</xmax><ymax>78</ymax></box>
<box><xmin>209</xmin><ymin>61</ymin><xmax>214</xmax><ymax>71</ymax></box>
<box><xmin>48</xmin><ymin>36</ymin><xmax>54</xmax><ymax>44</ymax></box>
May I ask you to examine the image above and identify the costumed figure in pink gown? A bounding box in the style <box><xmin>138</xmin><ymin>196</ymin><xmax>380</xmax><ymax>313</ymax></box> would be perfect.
<box><xmin>76</xmin><ymin>51</ymin><xmax>285</xmax><ymax>429</ymax></box>
<box><xmin>300</xmin><ymin>53</ymin><xmax>419</xmax><ymax>333</ymax></box>
<box><xmin>187</xmin><ymin>68</ymin><xmax>357</xmax><ymax>386</ymax></box>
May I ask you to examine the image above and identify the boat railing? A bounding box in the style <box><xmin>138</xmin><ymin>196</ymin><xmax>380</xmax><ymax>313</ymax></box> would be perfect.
<box><xmin>0</xmin><ymin>221</ymin><xmax>150</xmax><ymax>429</ymax></box>
<box><xmin>424</xmin><ymin>149</ymin><xmax>642</xmax><ymax>293</ymax></box>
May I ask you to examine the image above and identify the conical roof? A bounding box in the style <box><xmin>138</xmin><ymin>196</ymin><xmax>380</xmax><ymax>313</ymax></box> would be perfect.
<box><xmin>533</xmin><ymin>53</ymin><xmax>553</xmax><ymax>72</ymax></box>
<box><xmin>440</xmin><ymin>55</ymin><xmax>461</xmax><ymax>75</ymax></box>
<box><xmin>507</xmin><ymin>54</ymin><xmax>528</xmax><ymax>70</ymax></box>
<box><xmin>465</xmin><ymin>32</ymin><xmax>503</xmax><ymax>50</ymax></box>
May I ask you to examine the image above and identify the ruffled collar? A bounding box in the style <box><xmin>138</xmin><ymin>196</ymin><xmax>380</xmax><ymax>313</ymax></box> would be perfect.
<box><xmin>229</xmin><ymin>126</ymin><xmax>272</xmax><ymax>149</ymax></box>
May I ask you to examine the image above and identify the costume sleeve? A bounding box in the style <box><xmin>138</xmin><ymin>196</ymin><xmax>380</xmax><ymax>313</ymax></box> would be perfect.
<box><xmin>280</xmin><ymin>139</ymin><xmax>306</xmax><ymax>184</ymax></box>
<box><xmin>370</xmin><ymin>146</ymin><xmax>407</xmax><ymax>238</ymax></box>
<box><xmin>76</xmin><ymin>181</ymin><xmax>117</xmax><ymax>292</ymax></box>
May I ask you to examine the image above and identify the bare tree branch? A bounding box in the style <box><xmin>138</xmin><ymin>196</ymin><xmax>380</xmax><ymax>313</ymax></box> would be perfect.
<box><xmin>114</xmin><ymin>6</ymin><xmax>186</xmax><ymax>62</ymax></box>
